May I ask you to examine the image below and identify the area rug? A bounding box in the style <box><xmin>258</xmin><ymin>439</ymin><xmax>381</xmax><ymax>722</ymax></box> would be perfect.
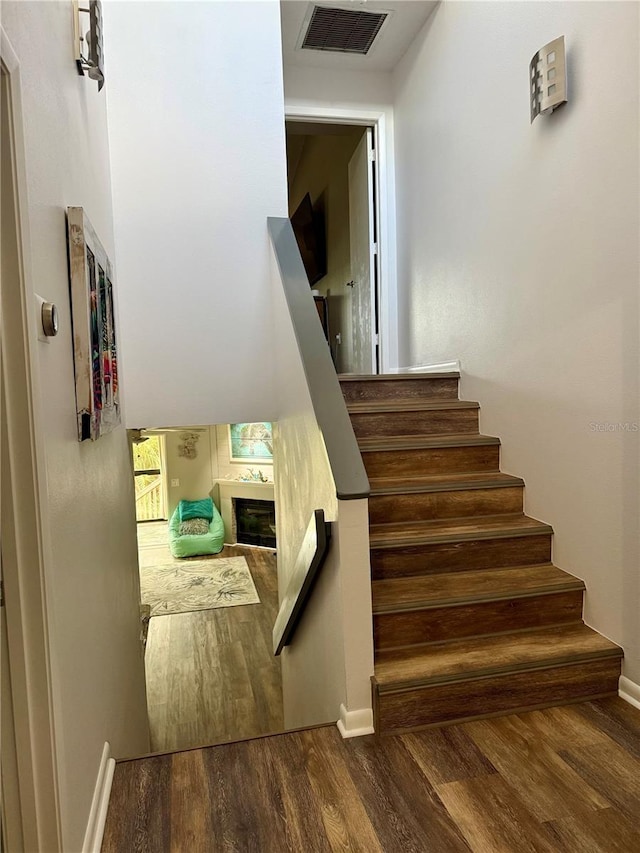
<box><xmin>140</xmin><ymin>556</ymin><xmax>260</xmax><ymax>617</ymax></box>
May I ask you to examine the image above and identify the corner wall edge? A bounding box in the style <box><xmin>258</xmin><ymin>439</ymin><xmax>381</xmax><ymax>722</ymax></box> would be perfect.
<box><xmin>336</xmin><ymin>704</ymin><xmax>374</xmax><ymax>739</ymax></box>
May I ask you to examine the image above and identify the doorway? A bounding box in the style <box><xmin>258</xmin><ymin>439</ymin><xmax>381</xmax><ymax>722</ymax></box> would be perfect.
<box><xmin>132</xmin><ymin>433</ymin><xmax>167</xmax><ymax>522</ymax></box>
<box><xmin>286</xmin><ymin>120</ymin><xmax>380</xmax><ymax>374</ymax></box>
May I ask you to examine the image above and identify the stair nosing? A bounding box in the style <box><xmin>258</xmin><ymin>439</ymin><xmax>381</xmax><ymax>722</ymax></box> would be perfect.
<box><xmin>374</xmin><ymin>619</ymin><xmax>588</xmax><ymax>657</ymax></box>
<box><xmin>372</xmin><ymin>579</ymin><xmax>586</xmax><ymax>615</ymax></box>
<box><xmin>369</xmin><ymin>515</ymin><xmax>553</xmax><ymax>549</ymax></box>
<box><xmin>369</xmin><ymin>473</ymin><xmax>524</xmax><ymax>496</ymax></box>
<box><xmin>347</xmin><ymin>400</ymin><xmax>479</xmax><ymax>414</ymax></box>
<box><xmin>358</xmin><ymin>433</ymin><xmax>501</xmax><ymax>451</ymax></box>
<box><xmin>375</xmin><ymin>646</ymin><xmax>623</xmax><ymax>694</ymax></box>
<box><xmin>374</xmin><ymin>625</ymin><xmax>623</xmax><ymax>694</ymax></box>
<box><xmin>339</xmin><ymin>372</ymin><xmax>460</xmax><ymax>381</ymax></box>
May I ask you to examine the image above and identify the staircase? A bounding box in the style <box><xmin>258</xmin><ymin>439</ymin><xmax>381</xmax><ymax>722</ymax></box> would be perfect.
<box><xmin>340</xmin><ymin>372</ymin><xmax>623</xmax><ymax>734</ymax></box>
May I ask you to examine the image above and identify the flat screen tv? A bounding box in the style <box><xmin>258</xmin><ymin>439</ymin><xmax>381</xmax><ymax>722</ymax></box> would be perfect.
<box><xmin>290</xmin><ymin>193</ymin><xmax>327</xmax><ymax>286</ymax></box>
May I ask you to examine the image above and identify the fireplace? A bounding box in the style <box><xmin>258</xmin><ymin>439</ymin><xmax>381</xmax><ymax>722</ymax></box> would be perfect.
<box><xmin>234</xmin><ymin>498</ymin><xmax>276</xmax><ymax>548</ymax></box>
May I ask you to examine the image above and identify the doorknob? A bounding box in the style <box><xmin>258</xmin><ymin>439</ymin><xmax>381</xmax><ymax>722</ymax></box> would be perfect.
<box><xmin>346</xmin><ymin>280</ymin><xmax>355</xmax><ymax>288</ymax></box>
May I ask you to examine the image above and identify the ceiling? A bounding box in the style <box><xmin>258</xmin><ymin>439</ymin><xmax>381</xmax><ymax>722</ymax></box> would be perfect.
<box><xmin>280</xmin><ymin>0</ymin><xmax>439</xmax><ymax>72</ymax></box>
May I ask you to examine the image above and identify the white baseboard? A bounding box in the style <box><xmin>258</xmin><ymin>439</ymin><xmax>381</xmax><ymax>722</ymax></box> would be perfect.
<box><xmin>387</xmin><ymin>359</ymin><xmax>461</xmax><ymax>374</ymax></box>
<box><xmin>82</xmin><ymin>742</ymin><xmax>116</xmax><ymax>853</ymax></box>
<box><xmin>336</xmin><ymin>704</ymin><xmax>375</xmax><ymax>738</ymax></box>
<box><xmin>619</xmin><ymin>675</ymin><xmax>640</xmax><ymax>710</ymax></box>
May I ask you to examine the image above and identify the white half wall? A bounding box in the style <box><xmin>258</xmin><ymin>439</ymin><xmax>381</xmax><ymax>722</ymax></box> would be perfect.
<box><xmin>278</xmin><ymin>498</ymin><xmax>375</xmax><ymax>734</ymax></box>
<box><xmin>1</xmin><ymin>3</ymin><xmax>150</xmax><ymax>850</ymax></box>
<box><xmin>270</xmin><ymin>243</ymin><xmax>374</xmax><ymax>730</ymax></box>
<box><xmin>393</xmin><ymin>2</ymin><xmax>640</xmax><ymax>681</ymax></box>
<box><xmin>105</xmin><ymin>1</ymin><xmax>288</xmax><ymax>428</ymax></box>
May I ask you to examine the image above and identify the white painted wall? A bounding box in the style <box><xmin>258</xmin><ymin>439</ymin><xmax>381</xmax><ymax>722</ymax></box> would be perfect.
<box><xmin>393</xmin><ymin>2</ymin><xmax>640</xmax><ymax>681</ymax></box>
<box><xmin>105</xmin><ymin>0</ymin><xmax>288</xmax><ymax>428</ymax></box>
<box><xmin>160</xmin><ymin>429</ymin><xmax>215</xmax><ymax>518</ymax></box>
<box><xmin>285</xmin><ymin>65</ymin><xmax>393</xmax><ymax>112</ymax></box>
<box><xmin>1</xmin><ymin>3</ymin><xmax>150</xmax><ymax>850</ymax></box>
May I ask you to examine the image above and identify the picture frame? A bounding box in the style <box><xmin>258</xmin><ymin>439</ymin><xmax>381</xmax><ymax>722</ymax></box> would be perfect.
<box><xmin>228</xmin><ymin>422</ymin><xmax>273</xmax><ymax>462</ymax></box>
<box><xmin>66</xmin><ymin>206</ymin><xmax>120</xmax><ymax>441</ymax></box>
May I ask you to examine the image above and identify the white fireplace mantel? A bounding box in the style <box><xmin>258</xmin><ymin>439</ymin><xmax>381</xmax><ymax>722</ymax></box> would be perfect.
<box><xmin>215</xmin><ymin>478</ymin><xmax>275</xmax><ymax>545</ymax></box>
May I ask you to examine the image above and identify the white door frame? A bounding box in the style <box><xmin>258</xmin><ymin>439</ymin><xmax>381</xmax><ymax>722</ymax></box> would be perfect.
<box><xmin>347</xmin><ymin>127</ymin><xmax>377</xmax><ymax>373</ymax></box>
<box><xmin>285</xmin><ymin>105</ymin><xmax>398</xmax><ymax>374</ymax></box>
<box><xmin>1</xmin><ymin>27</ymin><xmax>62</xmax><ymax>852</ymax></box>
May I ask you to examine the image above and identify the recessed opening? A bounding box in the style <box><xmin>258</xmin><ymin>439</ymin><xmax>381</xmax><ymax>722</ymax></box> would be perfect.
<box><xmin>235</xmin><ymin>497</ymin><xmax>277</xmax><ymax>548</ymax></box>
<box><xmin>131</xmin><ymin>421</ymin><xmax>282</xmax><ymax>754</ymax></box>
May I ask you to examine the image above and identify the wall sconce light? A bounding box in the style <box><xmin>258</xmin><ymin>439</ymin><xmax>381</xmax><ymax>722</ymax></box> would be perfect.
<box><xmin>530</xmin><ymin>36</ymin><xmax>567</xmax><ymax>123</ymax></box>
<box><xmin>73</xmin><ymin>0</ymin><xmax>105</xmax><ymax>91</ymax></box>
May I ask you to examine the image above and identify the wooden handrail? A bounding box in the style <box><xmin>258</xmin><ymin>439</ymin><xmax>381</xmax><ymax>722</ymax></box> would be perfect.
<box><xmin>272</xmin><ymin>510</ymin><xmax>331</xmax><ymax>655</ymax></box>
<box><xmin>268</xmin><ymin>217</ymin><xmax>370</xmax><ymax>501</ymax></box>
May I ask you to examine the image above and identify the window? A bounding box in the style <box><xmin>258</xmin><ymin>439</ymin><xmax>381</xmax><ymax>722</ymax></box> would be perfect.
<box><xmin>132</xmin><ymin>434</ymin><xmax>167</xmax><ymax>521</ymax></box>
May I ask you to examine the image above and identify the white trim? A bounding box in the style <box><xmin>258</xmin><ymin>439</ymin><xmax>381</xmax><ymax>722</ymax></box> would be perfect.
<box><xmin>285</xmin><ymin>104</ymin><xmax>398</xmax><ymax>374</ymax></box>
<box><xmin>1</xmin><ymin>26</ymin><xmax>19</xmax><ymax>73</ymax></box>
<box><xmin>336</xmin><ymin>704</ymin><xmax>375</xmax><ymax>739</ymax></box>
<box><xmin>1</xmin><ymin>27</ymin><xmax>62</xmax><ymax>852</ymax></box>
<box><xmin>619</xmin><ymin>676</ymin><xmax>640</xmax><ymax>711</ymax></box>
<box><xmin>82</xmin><ymin>743</ymin><xmax>115</xmax><ymax>853</ymax></box>
<box><xmin>158</xmin><ymin>432</ymin><xmax>169</xmax><ymax>521</ymax></box>
<box><xmin>387</xmin><ymin>360</ymin><xmax>461</xmax><ymax>374</ymax></box>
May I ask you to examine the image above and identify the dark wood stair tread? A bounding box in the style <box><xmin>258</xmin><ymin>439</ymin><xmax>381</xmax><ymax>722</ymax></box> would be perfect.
<box><xmin>374</xmin><ymin>624</ymin><xmax>623</xmax><ymax>692</ymax></box>
<box><xmin>339</xmin><ymin>372</ymin><xmax>459</xmax><ymax>381</ymax></box>
<box><xmin>372</xmin><ymin>564</ymin><xmax>585</xmax><ymax>614</ymax></box>
<box><xmin>358</xmin><ymin>433</ymin><xmax>500</xmax><ymax>451</ymax></box>
<box><xmin>369</xmin><ymin>472</ymin><xmax>523</xmax><ymax>496</ymax></box>
<box><xmin>370</xmin><ymin>514</ymin><xmax>552</xmax><ymax>548</ymax></box>
<box><xmin>346</xmin><ymin>400</ymin><xmax>478</xmax><ymax>413</ymax></box>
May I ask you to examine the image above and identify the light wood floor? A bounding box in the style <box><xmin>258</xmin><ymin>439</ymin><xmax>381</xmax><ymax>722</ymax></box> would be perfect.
<box><xmin>103</xmin><ymin>697</ymin><xmax>640</xmax><ymax>852</ymax></box>
<box><xmin>138</xmin><ymin>525</ymin><xmax>283</xmax><ymax>753</ymax></box>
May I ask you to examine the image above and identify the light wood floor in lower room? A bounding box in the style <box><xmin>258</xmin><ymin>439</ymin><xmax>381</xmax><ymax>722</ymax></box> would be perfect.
<box><xmin>139</xmin><ymin>529</ymin><xmax>283</xmax><ymax>753</ymax></box>
<box><xmin>102</xmin><ymin>697</ymin><xmax>640</xmax><ymax>852</ymax></box>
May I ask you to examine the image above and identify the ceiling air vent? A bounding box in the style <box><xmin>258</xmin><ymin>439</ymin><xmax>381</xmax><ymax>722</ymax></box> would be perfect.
<box><xmin>301</xmin><ymin>6</ymin><xmax>388</xmax><ymax>55</ymax></box>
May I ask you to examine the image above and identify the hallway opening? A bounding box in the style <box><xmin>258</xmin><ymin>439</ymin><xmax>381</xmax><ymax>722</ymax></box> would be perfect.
<box><xmin>286</xmin><ymin>120</ymin><xmax>380</xmax><ymax>375</ymax></box>
<box><xmin>129</xmin><ymin>423</ymin><xmax>284</xmax><ymax>753</ymax></box>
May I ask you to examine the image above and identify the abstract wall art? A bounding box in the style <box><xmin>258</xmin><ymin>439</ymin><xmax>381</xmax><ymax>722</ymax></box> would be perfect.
<box><xmin>67</xmin><ymin>206</ymin><xmax>120</xmax><ymax>441</ymax></box>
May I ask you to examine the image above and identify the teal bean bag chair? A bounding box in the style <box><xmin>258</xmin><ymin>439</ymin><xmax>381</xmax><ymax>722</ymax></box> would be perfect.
<box><xmin>169</xmin><ymin>497</ymin><xmax>225</xmax><ymax>558</ymax></box>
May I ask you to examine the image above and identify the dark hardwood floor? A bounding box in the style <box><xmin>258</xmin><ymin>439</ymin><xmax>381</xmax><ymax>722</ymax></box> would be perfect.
<box><xmin>139</xmin><ymin>531</ymin><xmax>283</xmax><ymax>753</ymax></box>
<box><xmin>102</xmin><ymin>697</ymin><xmax>640</xmax><ymax>852</ymax></box>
